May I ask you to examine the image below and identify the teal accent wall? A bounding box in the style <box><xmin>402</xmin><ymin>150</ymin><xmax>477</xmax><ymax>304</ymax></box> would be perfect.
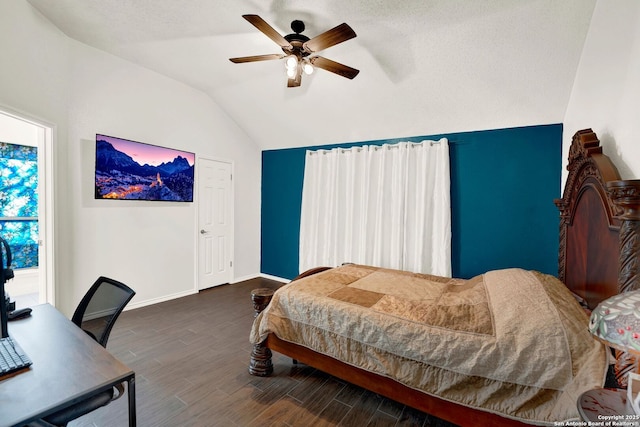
<box><xmin>261</xmin><ymin>124</ymin><xmax>563</xmax><ymax>280</ymax></box>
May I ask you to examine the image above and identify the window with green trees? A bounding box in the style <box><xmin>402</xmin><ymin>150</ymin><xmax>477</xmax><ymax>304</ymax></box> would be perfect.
<box><xmin>0</xmin><ymin>142</ymin><xmax>38</xmax><ymax>269</ymax></box>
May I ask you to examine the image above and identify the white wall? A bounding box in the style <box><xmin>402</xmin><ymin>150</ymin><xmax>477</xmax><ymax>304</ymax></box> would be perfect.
<box><xmin>0</xmin><ymin>1</ymin><xmax>262</xmax><ymax>316</ymax></box>
<box><xmin>563</xmin><ymin>0</ymin><xmax>640</xmax><ymax>182</ymax></box>
<box><xmin>0</xmin><ymin>114</ymin><xmax>39</xmax><ymax>147</ymax></box>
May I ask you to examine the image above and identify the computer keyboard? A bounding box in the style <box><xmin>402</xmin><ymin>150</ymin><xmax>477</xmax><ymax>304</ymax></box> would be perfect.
<box><xmin>0</xmin><ymin>336</ymin><xmax>32</xmax><ymax>376</ymax></box>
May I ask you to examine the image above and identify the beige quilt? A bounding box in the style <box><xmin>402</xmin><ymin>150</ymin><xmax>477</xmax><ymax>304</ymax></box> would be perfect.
<box><xmin>250</xmin><ymin>264</ymin><xmax>607</xmax><ymax>425</ymax></box>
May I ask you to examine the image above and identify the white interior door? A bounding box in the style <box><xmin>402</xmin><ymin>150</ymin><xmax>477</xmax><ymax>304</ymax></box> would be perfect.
<box><xmin>198</xmin><ymin>158</ymin><xmax>233</xmax><ymax>290</ymax></box>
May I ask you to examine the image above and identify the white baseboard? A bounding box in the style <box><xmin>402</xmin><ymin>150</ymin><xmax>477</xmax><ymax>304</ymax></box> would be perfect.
<box><xmin>231</xmin><ymin>273</ymin><xmax>289</xmax><ymax>284</ymax></box>
<box><xmin>125</xmin><ymin>289</ymin><xmax>198</xmax><ymax>311</ymax></box>
<box><xmin>230</xmin><ymin>273</ymin><xmax>259</xmax><ymax>284</ymax></box>
<box><xmin>259</xmin><ymin>273</ymin><xmax>290</xmax><ymax>283</ymax></box>
<box><xmin>122</xmin><ymin>273</ymin><xmax>290</xmax><ymax>312</ymax></box>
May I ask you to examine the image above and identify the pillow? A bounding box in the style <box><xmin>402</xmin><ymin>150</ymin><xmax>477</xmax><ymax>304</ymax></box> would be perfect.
<box><xmin>570</xmin><ymin>290</ymin><xmax>592</xmax><ymax>316</ymax></box>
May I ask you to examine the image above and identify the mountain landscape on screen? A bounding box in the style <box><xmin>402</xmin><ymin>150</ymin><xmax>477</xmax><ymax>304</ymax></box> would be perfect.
<box><xmin>95</xmin><ymin>138</ymin><xmax>194</xmax><ymax>202</ymax></box>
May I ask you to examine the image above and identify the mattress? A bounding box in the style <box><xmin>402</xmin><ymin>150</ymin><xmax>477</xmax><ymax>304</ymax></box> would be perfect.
<box><xmin>251</xmin><ymin>264</ymin><xmax>608</xmax><ymax>425</ymax></box>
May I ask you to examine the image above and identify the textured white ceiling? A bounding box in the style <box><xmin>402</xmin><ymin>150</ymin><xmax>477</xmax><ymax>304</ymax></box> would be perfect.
<box><xmin>27</xmin><ymin>0</ymin><xmax>596</xmax><ymax>150</ymax></box>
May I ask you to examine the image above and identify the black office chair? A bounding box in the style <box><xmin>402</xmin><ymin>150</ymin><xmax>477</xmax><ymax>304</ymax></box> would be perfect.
<box><xmin>35</xmin><ymin>276</ymin><xmax>135</xmax><ymax>427</ymax></box>
<box><xmin>70</xmin><ymin>276</ymin><xmax>136</xmax><ymax>347</ymax></box>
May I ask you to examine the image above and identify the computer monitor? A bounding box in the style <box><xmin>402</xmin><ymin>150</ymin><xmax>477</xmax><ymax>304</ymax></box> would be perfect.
<box><xmin>1</xmin><ymin>236</ymin><xmax>15</xmax><ymax>339</ymax></box>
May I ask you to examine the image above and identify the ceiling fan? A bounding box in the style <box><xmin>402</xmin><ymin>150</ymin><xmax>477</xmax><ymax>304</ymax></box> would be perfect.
<box><xmin>229</xmin><ymin>15</ymin><xmax>359</xmax><ymax>88</ymax></box>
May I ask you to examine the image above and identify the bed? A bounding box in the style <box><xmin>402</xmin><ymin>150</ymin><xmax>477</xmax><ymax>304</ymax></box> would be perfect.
<box><xmin>249</xmin><ymin>129</ymin><xmax>640</xmax><ymax>426</ymax></box>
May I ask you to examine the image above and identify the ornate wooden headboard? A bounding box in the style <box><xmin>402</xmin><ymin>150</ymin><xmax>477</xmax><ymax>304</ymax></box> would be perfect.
<box><xmin>555</xmin><ymin>129</ymin><xmax>640</xmax><ymax>309</ymax></box>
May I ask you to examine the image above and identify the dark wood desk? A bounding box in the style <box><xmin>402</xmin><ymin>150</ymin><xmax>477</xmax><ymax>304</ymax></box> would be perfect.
<box><xmin>0</xmin><ymin>304</ymin><xmax>135</xmax><ymax>427</ymax></box>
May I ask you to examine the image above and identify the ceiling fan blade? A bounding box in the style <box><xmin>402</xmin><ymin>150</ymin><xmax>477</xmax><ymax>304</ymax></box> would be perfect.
<box><xmin>243</xmin><ymin>15</ymin><xmax>292</xmax><ymax>49</ymax></box>
<box><xmin>303</xmin><ymin>23</ymin><xmax>356</xmax><ymax>53</ymax></box>
<box><xmin>310</xmin><ymin>56</ymin><xmax>360</xmax><ymax>79</ymax></box>
<box><xmin>229</xmin><ymin>54</ymin><xmax>285</xmax><ymax>63</ymax></box>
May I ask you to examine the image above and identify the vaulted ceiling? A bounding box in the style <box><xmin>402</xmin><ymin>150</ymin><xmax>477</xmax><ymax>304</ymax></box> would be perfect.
<box><xmin>27</xmin><ymin>0</ymin><xmax>595</xmax><ymax>150</ymax></box>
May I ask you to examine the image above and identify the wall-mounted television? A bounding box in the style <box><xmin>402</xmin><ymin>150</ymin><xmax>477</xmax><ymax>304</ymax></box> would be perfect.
<box><xmin>95</xmin><ymin>134</ymin><xmax>195</xmax><ymax>202</ymax></box>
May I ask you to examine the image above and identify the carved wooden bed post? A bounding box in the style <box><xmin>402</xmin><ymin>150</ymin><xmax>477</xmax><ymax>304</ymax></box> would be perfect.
<box><xmin>249</xmin><ymin>288</ymin><xmax>274</xmax><ymax>376</ymax></box>
<box><xmin>554</xmin><ymin>129</ymin><xmax>626</xmax><ymax>308</ymax></box>
<box><xmin>608</xmin><ymin>180</ymin><xmax>640</xmax><ymax>293</ymax></box>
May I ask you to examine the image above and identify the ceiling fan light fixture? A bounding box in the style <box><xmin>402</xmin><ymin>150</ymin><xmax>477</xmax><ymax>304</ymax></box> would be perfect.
<box><xmin>302</xmin><ymin>60</ymin><xmax>314</xmax><ymax>75</ymax></box>
<box><xmin>284</xmin><ymin>55</ymin><xmax>298</xmax><ymax>70</ymax></box>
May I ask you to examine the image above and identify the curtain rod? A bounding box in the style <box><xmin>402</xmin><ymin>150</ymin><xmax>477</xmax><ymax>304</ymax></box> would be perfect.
<box><xmin>308</xmin><ymin>139</ymin><xmax>460</xmax><ymax>155</ymax></box>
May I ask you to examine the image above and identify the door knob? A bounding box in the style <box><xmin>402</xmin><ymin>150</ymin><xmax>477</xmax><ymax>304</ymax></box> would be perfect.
<box><xmin>200</xmin><ymin>229</ymin><xmax>208</xmax><ymax>234</ymax></box>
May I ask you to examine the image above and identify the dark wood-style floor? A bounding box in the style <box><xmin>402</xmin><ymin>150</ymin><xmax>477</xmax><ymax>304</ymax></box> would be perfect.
<box><xmin>69</xmin><ymin>277</ymin><xmax>458</xmax><ymax>427</ymax></box>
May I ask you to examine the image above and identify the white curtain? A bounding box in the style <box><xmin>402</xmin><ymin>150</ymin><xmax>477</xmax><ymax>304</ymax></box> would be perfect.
<box><xmin>299</xmin><ymin>139</ymin><xmax>451</xmax><ymax>276</ymax></box>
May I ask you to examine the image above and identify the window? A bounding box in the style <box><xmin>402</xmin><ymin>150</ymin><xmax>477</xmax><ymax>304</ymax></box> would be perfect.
<box><xmin>0</xmin><ymin>142</ymin><xmax>39</xmax><ymax>269</ymax></box>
